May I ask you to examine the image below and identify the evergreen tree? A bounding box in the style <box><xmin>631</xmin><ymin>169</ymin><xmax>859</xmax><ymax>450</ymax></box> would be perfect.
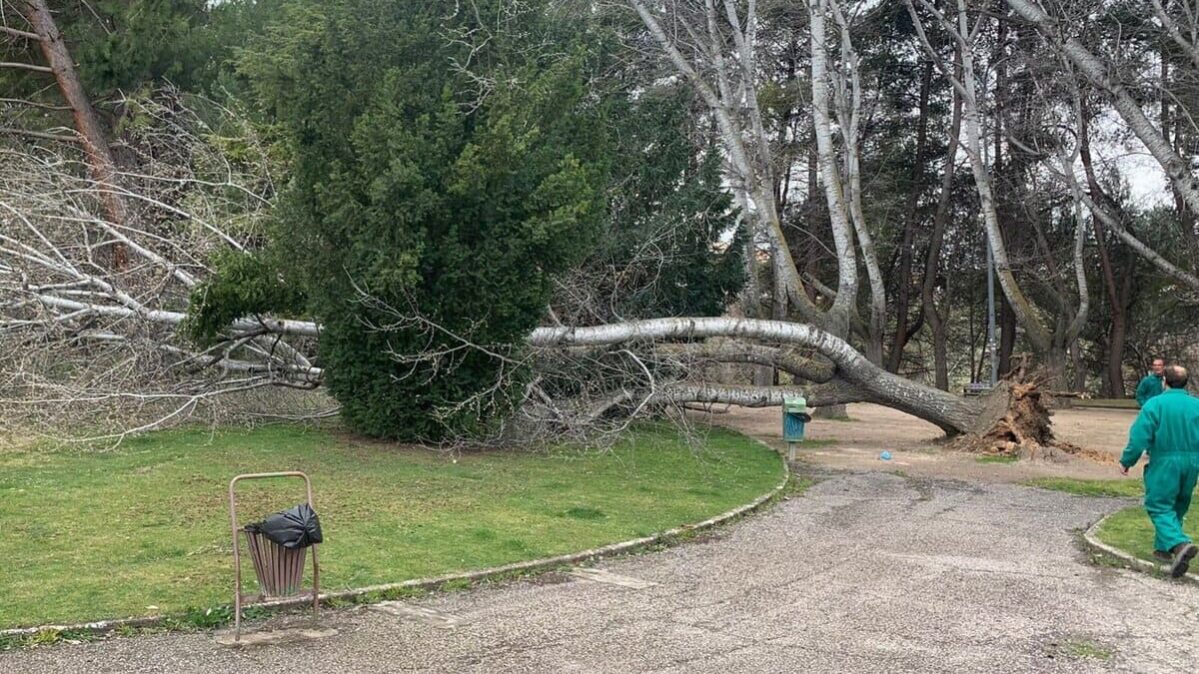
<box><xmin>194</xmin><ymin>0</ymin><xmax>602</xmax><ymax>439</ymax></box>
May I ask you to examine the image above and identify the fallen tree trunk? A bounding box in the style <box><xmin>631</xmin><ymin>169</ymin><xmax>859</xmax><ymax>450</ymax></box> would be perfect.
<box><xmin>529</xmin><ymin>317</ymin><xmax>985</xmax><ymax>435</ymax></box>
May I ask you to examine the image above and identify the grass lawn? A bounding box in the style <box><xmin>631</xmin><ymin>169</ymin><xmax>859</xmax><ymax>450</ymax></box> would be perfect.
<box><xmin>1072</xmin><ymin>399</ymin><xmax>1139</xmax><ymax>410</ymax></box>
<box><xmin>976</xmin><ymin>454</ymin><xmax>1020</xmax><ymax>465</ymax></box>
<box><xmin>1023</xmin><ymin>477</ymin><xmax>1144</xmax><ymax>498</ymax></box>
<box><xmin>0</xmin><ymin>424</ymin><xmax>782</xmax><ymax>630</ymax></box>
<box><xmin>1024</xmin><ymin>477</ymin><xmax>1199</xmax><ymax>563</ymax></box>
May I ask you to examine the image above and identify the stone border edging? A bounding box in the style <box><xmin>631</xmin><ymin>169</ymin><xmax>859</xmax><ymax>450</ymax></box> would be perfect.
<box><xmin>1</xmin><ymin>445</ymin><xmax>792</xmax><ymax>640</ymax></box>
<box><xmin>1082</xmin><ymin>509</ymin><xmax>1199</xmax><ymax>585</ymax></box>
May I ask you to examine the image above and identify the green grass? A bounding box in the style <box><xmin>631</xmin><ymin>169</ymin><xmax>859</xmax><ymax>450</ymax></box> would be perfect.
<box><xmin>1095</xmin><ymin>506</ymin><xmax>1199</xmax><ymax>564</ymax></box>
<box><xmin>976</xmin><ymin>454</ymin><xmax>1020</xmax><ymax>465</ymax></box>
<box><xmin>1023</xmin><ymin>477</ymin><xmax>1145</xmax><ymax>499</ymax></box>
<box><xmin>1058</xmin><ymin>638</ymin><xmax>1115</xmax><ymax>661</ymax></box>
<box><xmin>1073</xmin><ymin>399</ymin><xmax>1139</xmax><ymax>410</ymax></box>
<box><xmin>1028</xmin><ymin>477</ymin><xmax>1199</xmax><ymax>565</ymax></box>
<box><xmin>0</xmin><ymin>424</ymin><xmax>782</xmax><ymax>630</ymax></box>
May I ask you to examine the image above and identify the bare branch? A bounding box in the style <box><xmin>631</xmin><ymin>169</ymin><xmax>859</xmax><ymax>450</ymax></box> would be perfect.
<box><xmin>0</xmin><ymin>60</ymin><xmax>51</xmax><ymax>73</ymax></box>
<box><xmin>0</xmin><ymin>126</ymin><xmax>79</xmax><ymax>143</ymax></box>
<box><xmin>0</xmin><ymin>24</ymin><xmax>40</xmax><ymax>41</ymax></box>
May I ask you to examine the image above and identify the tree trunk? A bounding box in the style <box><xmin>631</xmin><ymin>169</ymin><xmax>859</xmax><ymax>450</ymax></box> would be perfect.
<box><xmin>1081</xmin><ymin>101</ymin><xmax>1129</xmax><ymax>398</ymax></box>
<box><xmin>807</xmin><ymin>0</ymin><xmax>860</xmax><ymax>340</ymax></box>
<box><xmin>529</xmin><ymin>316</ymin><xmax>985</xmax><ymax>434</ymax></box>
<box><xmin>888</xmin><ymin>61</ymin><xmax>933</xmax><ymax>373</ymax></box>
<box><xmin>1071</xmin><ymin>341</ymin><xmax>1087</xmax><ymax>393</ymax></box>
<box><xmin>953</xmin><ymin>5</ymin><xmax>1053</xmax><ymax>354</ymax></box>
<box><xmin>21</xmin><ymin>0</ymin><xmax>128</xmax><ymax>269</ymax></box>
<box><xmin>999</xmin><ymin>298</ymin><xmax>1015</xmax><ymax>377</ymax></box>
<box><xmin>740</xmin><ymin>229</ymin><xmax>775</xmax><ymax>387</ymax></box>
<box><xmin>922</xmin><ymin>61</ymin><xmax>963</xmax><ymax>391</ymax></box>
<box><xmin>1108</xmin><ymin>259</ymin><xmax>1136</xmax><ymax>397</ymax></box>
<box><xmin>1006</xmin><ymin>0</ymin><xmax>1199</xmax><ymax>217</ymax></box>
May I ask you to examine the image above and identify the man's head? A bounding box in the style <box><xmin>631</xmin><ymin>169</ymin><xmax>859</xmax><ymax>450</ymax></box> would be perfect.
<box><xmin>1164</xmin><ymin>365</ymin><xmax>1189</xmax><ymax>390</ymax></box>
<box><xmin>1153</xmin><ymin>358</ymin><xmax>1165</xmax><ymax>376</ymax></box>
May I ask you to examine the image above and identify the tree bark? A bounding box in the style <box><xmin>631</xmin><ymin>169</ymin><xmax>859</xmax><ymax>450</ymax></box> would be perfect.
<box><xmin>1080</xmin><ymin>103</ymin><xmax>1126</xmax><ymax>396</ymax></box>
<box><xmin>922</xmin><ymin>61</ymin><xmax>963</xmax><ymax>391</ymax></box>
<box><xmin>827</xmin><ymin>0</ymin><xmax>886</xmax><ymax>363</ymax></box>
<box><xmin>888</xmin><ymin>61</ymin><xmax>933</xmax><ymax>373</ymax></box>
<box><xmin>1006</xmin><ymin>0</ymin><xmax>1199</xmax><ymax>217</ymax></box>
<box><xmin>530</xmin><ymin>317</ymin><xmax>988</xmax><ymax>435</ymax></box>
<box><xmin>20</xmin><ymin>0</ymin><xmax>128</xmax><ymax>268</ymax></box>
<box><xmin>999</xmin><ymin>298</ymin><xmax>1015</xmax><ymax>377</ymax></box>
<box><xmin>807</xmin><ymin>0</ymin><xmax>860</xmax><ymax>339</ymax></box>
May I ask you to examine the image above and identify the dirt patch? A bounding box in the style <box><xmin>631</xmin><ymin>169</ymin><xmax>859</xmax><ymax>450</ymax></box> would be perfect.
<box><xmin>705</xmin><ymin>403</ymin><xmax>1138</xmax><ymax>484</ymax></box>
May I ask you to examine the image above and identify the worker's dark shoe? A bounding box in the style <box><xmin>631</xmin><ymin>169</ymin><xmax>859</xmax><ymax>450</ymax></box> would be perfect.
<box><xmin>1169</xmin><ymin>543</ymin><xmax>1197</xmax><ymax>579</ymax></box>
<box><xmin>1153</xmin><ymin>549</ymin><xmax>1173</xmax><ymax>563</ymax></box>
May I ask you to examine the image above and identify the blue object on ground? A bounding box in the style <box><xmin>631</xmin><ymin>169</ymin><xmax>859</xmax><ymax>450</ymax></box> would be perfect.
<box><xmin>880</xmin><ymin>451</ymin><xmax>892</xmax><ymax>461</ymax></box>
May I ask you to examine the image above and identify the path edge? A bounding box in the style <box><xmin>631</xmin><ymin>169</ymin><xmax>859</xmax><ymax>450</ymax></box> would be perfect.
<box><xmin>1082</xmin><ymin>508</ymin><xmax>1199</xmax><ymax>585</ymax></box>
<box><xmin>1</xmin><ymin>440</ymin><xmax>793</xmax><ymax>640</ymax></box>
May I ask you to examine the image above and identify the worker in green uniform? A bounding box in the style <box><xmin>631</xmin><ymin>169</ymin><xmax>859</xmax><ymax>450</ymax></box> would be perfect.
<box><xmin>1121</xmin><ymin>365</ymin><xmax>1199</xmax><ymax>578</ymax></box>
<box><xmin>1135</xmin><ymin>357</ymin><xmax>1165</xmax><ymax>407</ymax></box>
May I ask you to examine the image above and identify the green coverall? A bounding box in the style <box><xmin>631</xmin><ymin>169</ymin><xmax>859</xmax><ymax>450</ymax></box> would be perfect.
<box><xmin>1136</xmin><ymin>373</ymin><xmax>1164</xmax><ymax>408</ymax></box>
<box><xmin>1121</xmin><ymin>388</ymin><xmax>1199</xmax><ymax>553</ymax></box>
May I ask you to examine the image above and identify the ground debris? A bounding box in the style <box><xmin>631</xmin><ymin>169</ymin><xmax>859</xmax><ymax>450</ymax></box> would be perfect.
<box><xmin>953</xmin><ymin>361</ymin><xmax>1115</xmax><ymax>464</ymax></box>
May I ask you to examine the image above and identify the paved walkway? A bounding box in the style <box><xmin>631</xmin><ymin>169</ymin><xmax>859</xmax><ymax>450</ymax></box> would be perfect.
<box><xmin>4</xmin><ymin>471</ymin><xmax>1197</xmax><ymax>673</ymax></box>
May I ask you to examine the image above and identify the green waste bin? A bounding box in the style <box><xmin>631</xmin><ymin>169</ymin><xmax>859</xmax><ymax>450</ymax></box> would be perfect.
<box><xmin>782</xmin><ymin>396</ymin><xmax>809</xmax><ymax>443</ymax></box>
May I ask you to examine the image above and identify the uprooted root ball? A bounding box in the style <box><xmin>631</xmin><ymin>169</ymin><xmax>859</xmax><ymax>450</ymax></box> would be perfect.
<box><xmin>953</xmin><ymin>379</ymin><xmax>1113</xmax><ymax>464</ymax></box>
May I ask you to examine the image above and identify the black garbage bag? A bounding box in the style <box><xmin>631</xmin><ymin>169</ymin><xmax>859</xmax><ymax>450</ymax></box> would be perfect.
<box><xmin>246</xmin><ymin>503</ymin><xmax>323</xmax><ymax>549</ymax></box>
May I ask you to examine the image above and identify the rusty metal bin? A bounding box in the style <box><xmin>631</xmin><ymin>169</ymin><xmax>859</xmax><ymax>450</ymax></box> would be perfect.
<box><xmin>229</xmin><ymin>471</ymin><xmax>320</xmax><ymax>640</ymax></box>
<box><xmin>243</xmin><ymin>529</ymin><xmax>308</xmax><ymax>597</ymax></box>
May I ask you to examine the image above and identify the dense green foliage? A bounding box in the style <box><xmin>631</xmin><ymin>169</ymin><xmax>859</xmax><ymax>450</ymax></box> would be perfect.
<box><xmin>563</xmin><ymin>88</ymin><xmax>745</xmax><ymax>323</ymax></box>
<box><xmin>177</xmin><ymin>1</ymin><xmax>744</xmax><ymax>439</ymax></box>
<box><xmin>224</xmin><ymin>1</ymin><xmax>606</xmax><ymax>439</ymax></box>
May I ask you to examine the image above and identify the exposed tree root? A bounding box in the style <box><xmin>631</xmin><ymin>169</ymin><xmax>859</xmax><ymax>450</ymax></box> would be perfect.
<box><xmin>953</xmin><ymin>363</ymin><xmax>1114</xmax><ymax>464</ymax></box>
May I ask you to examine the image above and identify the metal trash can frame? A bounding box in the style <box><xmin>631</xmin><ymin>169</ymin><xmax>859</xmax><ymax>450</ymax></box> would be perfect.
<box><xmin>229</xmin><ymin>471</ymin><xmax>320</xmax><ymax>640</ymax></box>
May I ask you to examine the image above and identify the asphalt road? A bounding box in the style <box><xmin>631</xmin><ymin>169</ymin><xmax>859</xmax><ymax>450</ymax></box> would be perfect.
<box><xmin>5</xmin><ymin>471</ymin><xmax>1197</xmax><ymax>673</ymax></box>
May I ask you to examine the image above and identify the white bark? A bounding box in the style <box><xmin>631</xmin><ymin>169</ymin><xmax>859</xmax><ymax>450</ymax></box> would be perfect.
<box><xmin>628</xmin><ymin>0</ymin><xmax>831</xmax><ymax>329</ymax></box>
<box><xmin>807</xmin><ymin>0</ymin><xmax>858</xmax><ymax>336</ymax></box>
<box><xmin>1006</xmin><ymin>0</ymin><xmax>1199</xmax><ymax>216</ymax></box>
<box><xmin>531</xmin><ymin>316</ymin><xmax>981</xmax><ymax>433</ymax></box>
<box><xmin>907</xmin><ymin>0</ymin><xmax>1053</xmax><ymax>353</ymax></box>
<box><xmin>827</xmin><ymin>0</ymin><xmax>886</xmax><ymax>359</ymax></box>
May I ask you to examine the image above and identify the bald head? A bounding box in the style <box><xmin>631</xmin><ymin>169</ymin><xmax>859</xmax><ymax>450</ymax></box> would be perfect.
<box><xmin>1164</xmin><ymin>365</ymin><xmax>1189</xmax><ymax>390</ymax></box>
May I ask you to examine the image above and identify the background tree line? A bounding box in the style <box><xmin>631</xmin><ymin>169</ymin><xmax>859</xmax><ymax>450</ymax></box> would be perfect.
<box><xmin>4</xmin><ymin>0</ymin><xmax>1199</xmax><ymax>445</ymax></box>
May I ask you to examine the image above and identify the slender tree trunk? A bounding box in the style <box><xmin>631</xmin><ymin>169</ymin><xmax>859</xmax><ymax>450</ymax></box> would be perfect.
<box><xmin>1081</xmin><ymin>101</ymin><xmax>1129</xmax><ymax>397</ymax></box>
<box><xmin>1071</xmin><ymin>341</ymin><xmax>1087</xmax><ymax>392</ymax></box>
<box><xmin>740</xmin><ymin>225</ymin><xmax>774</xmax><ymax>387</ymax></box>
<box><xmin>807</xmin><ymin>0</ymin><xmax>859</xmax><ymax>340</ymax></box>
<box><xmin>922</xmin><ymin>62</ymin><xmax>963</xmax><ymax>391</ymax></box>
<box><xmin>1109</xmin><ymin>258</ymin><xmax>1136</xmax><ymax>397</ymax></box>
<box><xmin>888</xmin><ymin>62</ymin><xmax>933</xmax><ymax>373</ymax></box>
<box><xmin>999</xmin><ymin>298</ymin><xmax>1015</xmax><ymax>376</ymax></box>
<box><xmin>21</xmin><ymin>0</ymin><xmax>127</xmax><ymax>269</ymax></box>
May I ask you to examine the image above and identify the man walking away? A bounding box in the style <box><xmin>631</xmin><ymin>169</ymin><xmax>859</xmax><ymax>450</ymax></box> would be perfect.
<box><xmin>1136</xmin><ymin>358</ymin><xmax>1166</xmax><ymax>408</ymax></box>
<box><xmin>1121</xmin><ymin>365</ymin><xmax>1199</xmax><ymax>578</ymax></box>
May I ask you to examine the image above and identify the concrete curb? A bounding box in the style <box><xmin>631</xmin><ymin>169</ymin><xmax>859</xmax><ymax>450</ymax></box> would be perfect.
<box><xmin>1</xmin><ymin>445</ymin><xmax>792</xmax><ymax>640</ymax></box>
<box><xmin>1082</xmin><ymin>508</ymin><xmax>1199</xmax><ymax>586</ymax></box>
